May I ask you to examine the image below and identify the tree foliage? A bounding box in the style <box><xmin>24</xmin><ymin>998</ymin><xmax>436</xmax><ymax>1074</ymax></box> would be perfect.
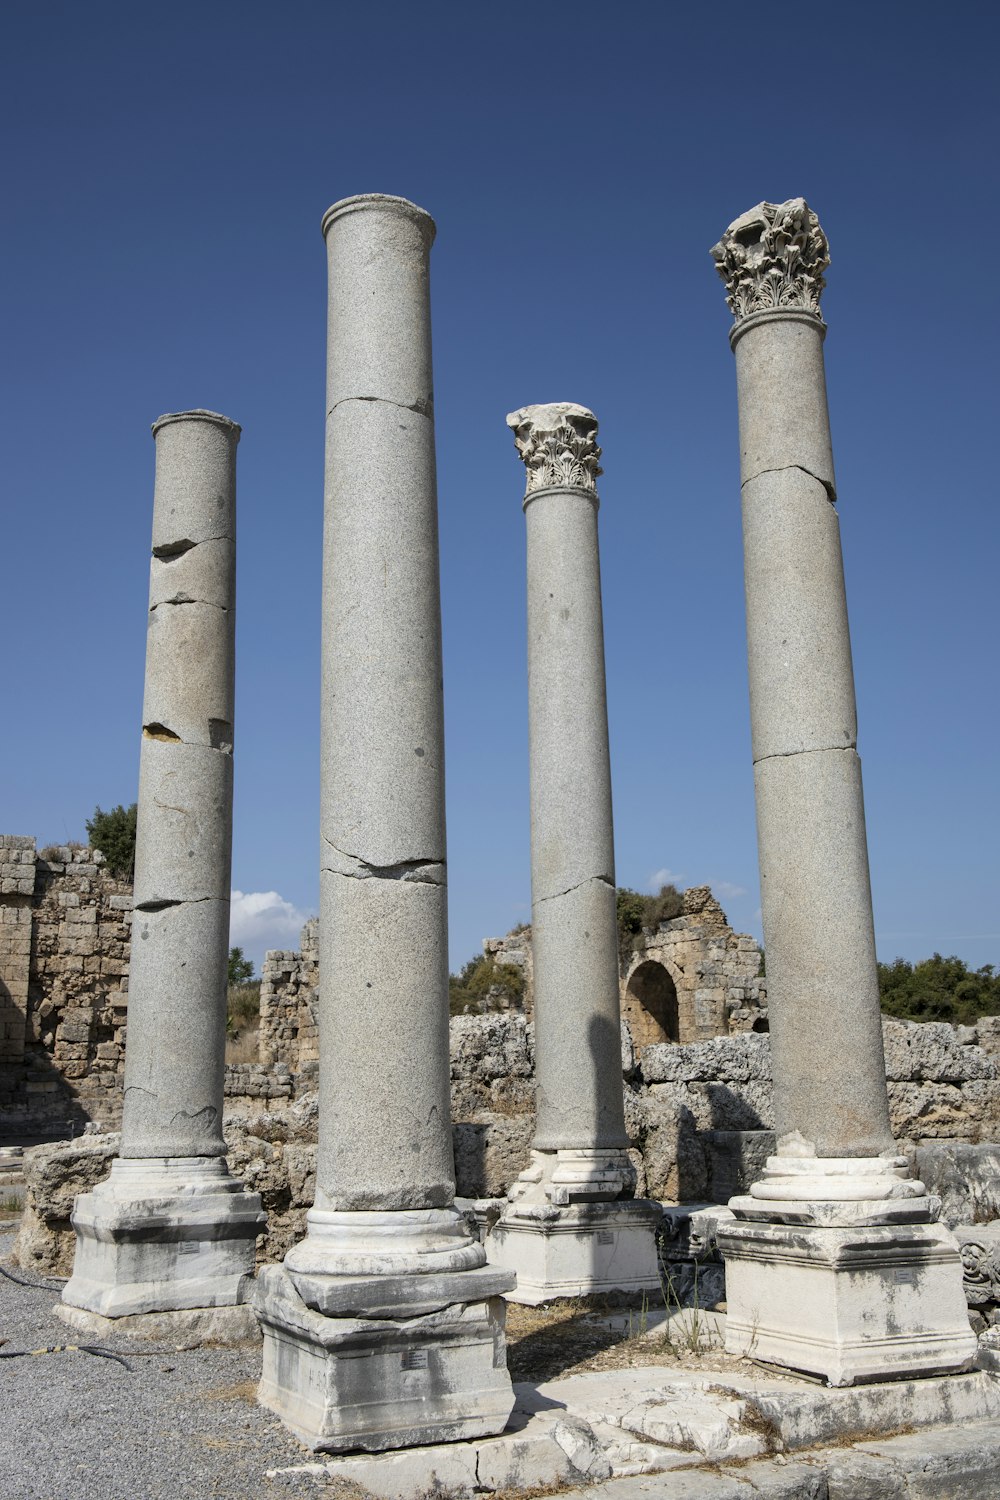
<box><xmin>878</xmin><ymin>954</ymin><xmax>1000</xmax><ymax>1026</ymax></box>
<box><xmin>228</xmin><ymin>946</ymin><xmax>255</xmax><ymax>986</ymax></box>
<box><xmin>616</xmin><ymin>884</ymin><xmax>684</xmax><ymax>965</ymax></box>
<box><xmin>449</xmin><ymin>954</ymin><xmax>525</xmax><ymax>1016</ymax></box>
<box><xmin>85</xmin><ymin>803</ymin><xmax>137</xmax><ymax>880</ymax></box>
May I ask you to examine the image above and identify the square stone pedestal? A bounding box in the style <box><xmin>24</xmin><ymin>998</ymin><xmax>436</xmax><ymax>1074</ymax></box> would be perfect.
<box><xmin>486</xmin><ymin>1200</ymin><xmax>663</xmax><ymax>1306</ymax></box>
<box><xmin>254</xmin><ymin>1262</ymin><xmax>517</xmax><ymax>1452</ymax></box>
<box><xmin>718</xmin><ymin>1217</ymin><xmax>977</xmax><ymax>1386</ymax></box>
<box><xmin>61</xmin><ymin>1156</ymin><xmax>264</xmax><ymax>1318</ymax></box>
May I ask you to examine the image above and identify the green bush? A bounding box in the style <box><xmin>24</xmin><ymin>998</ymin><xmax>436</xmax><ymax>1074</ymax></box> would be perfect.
<box><xmin>878</xmin><ymin>954</ymin><xmax>1000</xmax><ymax>1026</ymax></box>
<box><xmin>86</xmin><ymin>803</ymin><xmax>137</xmax><ymax>880</ymax></box>
<box><xmin>616</xmin><ymin>884</ymin><xmax>684</xmax><ymax>964</ymax></box>
<box><xmin>449</xmin><ymin>954</ymin><xmax>525</xmax><ymax>1016</ymax></box>
<box><xmin>228</xmin><ymin>946</ymin><xmax>254</xmax><ymax>985</ymax></box>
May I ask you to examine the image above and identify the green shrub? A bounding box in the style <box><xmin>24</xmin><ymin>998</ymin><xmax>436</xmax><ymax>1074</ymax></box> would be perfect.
<box><xmin>449</xmin><ymin>954</ymin><xmax>525</xmax><ymax>1016</ymax></box>
<box><xmin>228</xmin><ymin>946</ymin><xmax>254</xmax><ymax>986</ymax></box>
<box><xmin>878</xmin><ymin>954</ymin><xmax>1000</xmax><ymax>1026</ymax></box>
<box><xmin>86</xmin><ymin>803</ymin><xmax>137</xmax><ymax>879</ymax></box>
<box><xmin>616</xmin><ymin>884</ymin><xmax>684</xmax><ymax>964</ymax></box>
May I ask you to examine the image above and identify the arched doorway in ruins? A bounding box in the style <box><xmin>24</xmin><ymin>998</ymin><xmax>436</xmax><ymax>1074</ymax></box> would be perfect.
<box><xmin>621</xmin><ymin>959</ymin><xmax>680</xmax><ymax>1052</ymax></box>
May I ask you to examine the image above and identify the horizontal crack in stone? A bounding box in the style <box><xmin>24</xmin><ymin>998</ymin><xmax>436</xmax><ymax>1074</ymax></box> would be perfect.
<box><xmin>322</xmin><ymin>837</ymin><xmax>445</xmax><ymax>884</ymax></box>
<box><xmin>152</xmin><ymin>533</ymin><xmax>231</xmax><ymax>559</ymax></box>
<box><xmin>753</xmin><ymin>743</ymin><xmax>857</xmax><ymax>765</ymax></box>
<box><xmin>742</xmin><ymin>462</ymin><xmax>836</xmax><ymax>504</ymax></box>
<box><xmin>535</xmin><ymin>874</ymin><xmax>615</xmax><ymax>906</ymax></box>
<box><xmin>327</xmin><ymin>393</ymin><xmax>434</xmax><ymax>419</ymax></box>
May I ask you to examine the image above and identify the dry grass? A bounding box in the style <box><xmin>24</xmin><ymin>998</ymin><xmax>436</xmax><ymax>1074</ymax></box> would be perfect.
<box><xmin>202</xmin><ymin>1380</ymin><xmax>258</xmax><ymax>1403</ymax></box>
<box><xmin>224</xmin><ymin>1030</ymin><xmax>259</xmax><ymax>1065</ymax></box>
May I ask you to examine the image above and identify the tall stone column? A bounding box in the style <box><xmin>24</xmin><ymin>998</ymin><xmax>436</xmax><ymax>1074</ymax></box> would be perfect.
<box><xmin>254</xmin><ymin>195</ymin><xmax>514</xmax><ymax>1453</ymax></box>
<box><xmin>710</xmin><ymin>200</ymin><xmax>975</xmax><ymax>1384</ymax></box>
<box><xmin>486</xmin><ymin>404</ymin><xmax>661</xmax><ymax>1304</ymax></box>
<box><xmin>62</xmin><ymin>411</ymin><xmax>264</xmax><ymax>1334</ymax></box>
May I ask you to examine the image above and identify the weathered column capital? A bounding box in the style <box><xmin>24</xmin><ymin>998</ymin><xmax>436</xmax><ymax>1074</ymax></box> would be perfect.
<box><xmin>151</xmin><ymin>409</ymin><xmax>242</xmax><ymax>441</ymax></box>
<box><xmin>710</xmin><ymin>198</ymin><xmax>829</xmax><ymax>335</ymax></box>
<box><xmin>506</xmin><ymin>402</ymin><xmax>602</xmax><ymax>497</ymax></box>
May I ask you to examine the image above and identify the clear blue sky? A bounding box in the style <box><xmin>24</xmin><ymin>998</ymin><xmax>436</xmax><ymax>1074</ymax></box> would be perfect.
<box><xmin>3</xmin><ymin>1</ymin><xmax>997</xmax><ymax>976</ymax></box>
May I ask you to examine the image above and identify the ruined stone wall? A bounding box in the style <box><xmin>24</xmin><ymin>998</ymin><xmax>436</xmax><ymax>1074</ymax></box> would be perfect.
<box><xmin>624</xmin><ymin>885</ymin><xmax>766</xmax><ymax>1045</ymax></box>
<box><xmin>0</xmin><ymin>839</ymin><xmax>132</xmax><ymax>1133</ymax></box>
<box><xmin>0</xmin><ymin>837</ymin><xmax>36</xmax><ymax>1074</ymax></box>
<box><xmin>483</xmin><ymin>886</ymin><xmax>765</xmax><ymax>1050</ymax></box>
<box><xmin>257</xmin><ymin>916</ymin><xmax>318</xmax><ymax>1084</ymax></box>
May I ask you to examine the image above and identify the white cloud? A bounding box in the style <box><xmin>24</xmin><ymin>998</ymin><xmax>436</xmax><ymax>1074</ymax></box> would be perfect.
<box><xmin>648</xmin><ymin>868</ymin><xmax>683</xmax><ymax>892</ymax></box>
<box><xmin>230</xmin><ymin>889</ymin><xmax>309</xmax><ymax>958</ymax></box>
<box><xmin>710</xmin><ymin>880</ymin><xmax>748</xmax><ymax>900</ymax></box>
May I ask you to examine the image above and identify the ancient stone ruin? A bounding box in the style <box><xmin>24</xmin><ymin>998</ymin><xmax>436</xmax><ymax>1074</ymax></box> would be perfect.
<box><xmin>4</xmin><ymin>189</ymin><xmax>998</xmax><ymax>1486</ymax></box>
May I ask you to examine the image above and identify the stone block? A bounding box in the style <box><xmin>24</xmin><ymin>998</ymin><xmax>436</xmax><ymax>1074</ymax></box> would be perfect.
<box><xmin>62</xmin><ymin>1155</ymin><xmax>264</xmax><ymax>1318</ymax></box>
<box><xmin>720</xmin><ymin>1217</ymin><xmax>976</xmax><ymax>1386</ymax></box>
<box><xmin>911</xmin><ymin>1143</ymin><xmax>1000</xmax><ymax>1227</ymax></box>
<box><xmin>486</xmin><ymin>1199</ymin><xmax>662</xmax><ymax>1304</ymax></box>
<box><xmin>255</xmin><ymin>1261</ymin><xmax>514</xmax><ymax>1452</ymax></box>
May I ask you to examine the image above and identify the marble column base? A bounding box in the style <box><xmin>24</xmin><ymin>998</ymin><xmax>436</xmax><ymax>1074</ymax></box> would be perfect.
<box><xmin>56</xmin><ymin>1298</ymin><xmax>260</xmax><ymax>1345</ymax></box>
<box><xmin>254</xmin><ymin>1261</ymin><xmax>516</xmax><ymax>1452</ymax></box>
<box><xmin>486</xmin><ymin>1199</ymin><xmax>663</xmax><ymax>1305</ymax></box>
<box><xmin>61</xmin><ymin>1156</ymin><xmax>265</xmax><ymax>1318</ymax></box>
<box><xmin>718</xmin><ymin>1217</ymin><xmax>977</xmax><ymax>1386</ymax></box>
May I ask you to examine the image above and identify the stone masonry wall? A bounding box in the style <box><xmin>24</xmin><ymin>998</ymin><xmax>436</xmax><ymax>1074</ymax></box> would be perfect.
<box><xmin>482</xmin><ymin>886</ymin><xmax>765</xmax><ymax>1051</ymax></box>
<box><xmin>625</xmin><ymin>885</ymin><xmax>766</xmax><ymax>1043</ymax></box>
<box><xmin>257</xmin><ymin>916</ymin><xmax>318</xmax><ymax>1079</ymax></box>
<box><xmin>0</xmin><ymin>836</ymin><xmax>36</xmax><ymax>1074</ymax></box>
<box><xmin>0</xmin><ymin>838</ymin><xmax>132</xmax><ymax>1134</ymax></box>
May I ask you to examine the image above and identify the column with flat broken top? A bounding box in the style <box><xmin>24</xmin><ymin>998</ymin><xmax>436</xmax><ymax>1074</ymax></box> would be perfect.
<box><xmin>486</xmin><ymin>403</ymin><xmax>660</xmax><ymax>1304</ymax></box>
<box><xmin>710</xmin><ymin>199</ymin><xmax>974</xmax><ymax>1384</ymax></box>
<box><xmin>61</xmin><ymin>410</ymin><xmax>263</xmax><ymax>1334</ymax></box>
<box><xmin>254</xmin><ymin>194</ymin><xmax>514</xmax><ymax>1453</ymax></box>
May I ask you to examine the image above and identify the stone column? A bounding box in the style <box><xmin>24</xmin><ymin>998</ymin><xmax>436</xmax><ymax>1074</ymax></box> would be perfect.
<box><xmin>254</xmin><ymin>195</ymin><xmax>514</xmax><ymax>1453</ymax></box>
<box><xmin>62</xmin><ymin>411</ymin><xmax>264</xmax><ymax>1335</ymax></box>
<box><xmin>486</xmin><ymin>404</ymin><xmax>660</xmax><ymax>1304</ymax></box>
<box><xmin>710</xmin><ymin>200</ymin><xmax>974</xmax><ymax>1384</ymax></box>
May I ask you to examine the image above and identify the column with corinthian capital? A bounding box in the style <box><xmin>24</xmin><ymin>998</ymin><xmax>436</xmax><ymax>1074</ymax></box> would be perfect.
<box><xmin>710</xmin><ymin>199</ymin><xmax>975</xmax><ymax>1384</ymax></box>
<box><xmin>485</xmin><ymin>402</ymin><xmax>661</xmax><ymax>1304</ymax></box>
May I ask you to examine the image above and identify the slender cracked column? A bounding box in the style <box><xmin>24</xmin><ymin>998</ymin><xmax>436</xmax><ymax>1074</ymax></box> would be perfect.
<box><xmin>710</xmin><ymin>200</ymin><xmax>975</xmax><ymax>1384</ymax></box>
<box><xmin>62</xmin><ymin>411</ymin><xmax>263</xmax><ymax>1329</ymax></box>
<box><xmin>487</xmin><ymin>404</ymin><xmax>660</xmax><ymax>1304</ymax></box>
<box><xmin>124</xmin><ymin>411</ymin><xmax>239</xmax><ymax>1159</ymax></box>
<box><xmin>254</xmin><ymin>196</ymin><xmax>514</xmax><ymax>1452</ymax></box>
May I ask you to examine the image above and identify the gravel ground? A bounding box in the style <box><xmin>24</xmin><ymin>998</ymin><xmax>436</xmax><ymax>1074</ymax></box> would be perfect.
<box><xmin>0</xmin><ymin>1229</ymin><xmax>327</xmax><ymax>1500</ymax></box>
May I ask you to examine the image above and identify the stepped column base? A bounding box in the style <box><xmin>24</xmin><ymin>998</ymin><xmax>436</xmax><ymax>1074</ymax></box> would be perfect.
<box><xmin>254</xmin><ymin>1208</ymin><xmax>515</xmax><ymax>1452</ymax></box>
<box><xmin>61</xmin><ymin>1156</ymin><xmax>264</xmax><ymax>1319</ymax></box>
<box><xmin>485</xmin><ymin>1149</ymin><xmax>662</xmax><ymax>1305</ymax></box>
<box><xmin>719</xmin><ymin>1155</ymin><xmax>977</xmax><ymax>1385</ymax></box>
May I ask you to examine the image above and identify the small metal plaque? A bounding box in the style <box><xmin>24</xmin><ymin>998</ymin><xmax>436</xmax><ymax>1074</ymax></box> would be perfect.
<box><xmin>401</xmin><ymin>1349</ymin><xmax>428</xmax><ymax>1371</ymax></box>
<box><xmin>895</xmin><ymin>1268</ymin><xmax>916</xmax><ymax>1285</ymax></box>
<box><xmin>176</xmin><ymin>1240</ymin><xmax>200</xmax><ymax>1255</ymax></box>
<box><xmin>597</xmin><ymin>1230</ymin><xmax>615</xmax><ymax>1246</ymax></box>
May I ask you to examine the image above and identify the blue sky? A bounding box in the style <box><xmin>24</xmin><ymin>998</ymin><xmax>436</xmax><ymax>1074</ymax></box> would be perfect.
<box><xmin>3</xmin><ymin>1</ymin><xmax>997</xmax><ymax>976</ymax></box>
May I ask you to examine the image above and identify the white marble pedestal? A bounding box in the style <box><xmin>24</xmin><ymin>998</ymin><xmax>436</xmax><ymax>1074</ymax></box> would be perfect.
<box><xmin>61</xmin><ymin>1157</ymin><xmax>264</xmax><ymax>1318</ymax></box>
<box><xmin>254</xmin><ymin>1256</ymin><xmax>516</xmax><ymax>1452</ymax></box>
<box><xmin>487</xmin><ymin>1149</ymin><xmax>662</xmax><ymax>1306</ymax></box>
<box><xmin>718</xmin><ymin>1155</ymin><xmax>977</xmax><ymax>1385</ymax></box>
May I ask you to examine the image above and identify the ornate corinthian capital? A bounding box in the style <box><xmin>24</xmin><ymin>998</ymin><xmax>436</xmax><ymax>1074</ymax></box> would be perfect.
<box><xmin>506</xmin><ymin>403</ymin><xmax>602</xmax><ymax>495</ymax></box>
<box><xmin>711</xmin><ymin>198</ymin><xmax>829</xmax><ymax>325</ymax></box>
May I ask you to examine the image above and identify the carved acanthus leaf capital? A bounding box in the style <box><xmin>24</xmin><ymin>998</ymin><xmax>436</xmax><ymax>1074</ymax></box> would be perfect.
<box><xmin>711</xmin><ymin>198</ymin><xmax>829</xmax><ymax>325</ymax></box>
<box><xmin>506</xmin><ymin>403</ymin><xmax>602</xmax><ymax>494</ymax></box>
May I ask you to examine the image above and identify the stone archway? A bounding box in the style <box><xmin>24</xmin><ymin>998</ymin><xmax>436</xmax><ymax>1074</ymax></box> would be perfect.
<box><xmin>622</xmin><ymin>960</ymin><xmax>679</xmax><ymax>1053</ymax></box>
